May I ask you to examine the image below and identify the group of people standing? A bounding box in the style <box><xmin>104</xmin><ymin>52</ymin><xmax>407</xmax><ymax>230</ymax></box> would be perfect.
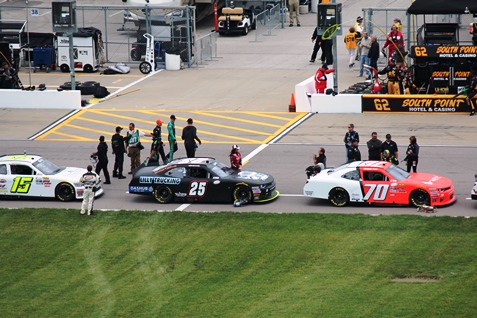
<box><xmin>89</xmin><ymin>115</ymin><xmax>202</xmax><ymax>186</ymax></box>
<box><xmin>306</xmin><ymin>123</ymin><xmax>420</xmax><ymax>179</ymax></box>
<box><xmin>345</xmin><ymin>124</ymin><xmax>419</xmax><ymax>173</ymax></box>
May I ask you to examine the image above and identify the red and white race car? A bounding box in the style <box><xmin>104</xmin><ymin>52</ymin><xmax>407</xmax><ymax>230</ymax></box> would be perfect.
<box><xmin>303</xmin><ymin>160</ymin><xmax>456</xmax><ymax>207</ymax></box>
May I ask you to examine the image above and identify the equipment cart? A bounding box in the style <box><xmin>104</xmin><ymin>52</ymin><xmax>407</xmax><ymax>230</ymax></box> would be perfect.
<box><xmin>33</xmin><ymin>47</ymin><xmax>56</xmax><ymax>73</ymax></box>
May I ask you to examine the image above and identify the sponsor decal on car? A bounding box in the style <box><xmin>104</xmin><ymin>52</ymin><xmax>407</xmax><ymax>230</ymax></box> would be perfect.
<box><xmin>139</xmin><ymin>176</ymin><xmax>181</xmax><ymax>185</ymax></box>
<box><xmin>175</xmin><ymin>192</ymin><xmax>187</xmax><ymax>197</ymax></box>
<box><xmin>129</xmin><ymin>185</ymin><xmax>154</xmax><ymax>193</ymax></box>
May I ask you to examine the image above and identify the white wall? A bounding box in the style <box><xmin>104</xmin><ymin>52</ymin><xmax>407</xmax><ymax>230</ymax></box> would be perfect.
<box><xmin>0</xmin><ymin>90</ymin><xmax>81</xmax><ymax>109</ymax></box>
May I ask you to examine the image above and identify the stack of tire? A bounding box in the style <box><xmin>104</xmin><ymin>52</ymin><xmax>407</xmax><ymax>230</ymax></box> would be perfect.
<box><xmin>59</xmin><ymin>81</ymin><xmax>100</xmax><ymax>95</ymax></box>
<box><xmin>340</xmin><ymin>82</ymin><xmax>373</xmax><ymax>94</ymax></box>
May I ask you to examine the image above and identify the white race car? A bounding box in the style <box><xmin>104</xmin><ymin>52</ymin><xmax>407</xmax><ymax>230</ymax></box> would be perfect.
<box><xmin>304</xmin><ymin>160</ymin><xmax>455</xmax><ymax>207</ymax></box>
<box><xmin>0</xmin><ymin>154</ymin><xmax>104</xmax><ymax>201</ymax></box>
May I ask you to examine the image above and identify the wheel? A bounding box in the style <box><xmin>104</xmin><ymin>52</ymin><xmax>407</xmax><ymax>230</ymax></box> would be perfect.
<box><xmin>329</xmin><ymin>187</ymin><xmax>350</xmax><ymax>207</ymax></box>
<box><xmin>60</xmin><ymin>81</ymin><xmax>82</xmax><ymax>90</ymax></box>
<box><xmin>410</xmin><ymin>189</ymin><xmax>430</xmax><ymax>207</ymax></box>
<box><xmin>219</xmin><ymin>31</ymin><xmax>225</xmax><ymax>36</ymax></box>
<box><xmin>46</xmin><ymin>67</ymin><xmax>50</xmax><ymax>73</ymax></box>
<box><xmin>139</xmin><ymin>61</ymin><xmax>152</xmax><ymax>74</ymax></box>
<box><xmin>60</xmin><ymin>64</ymin><xmax>69</xmax><ymax>73</ymax></box>
<box><xmin>233</xmin><ymin>185</ymin><xmax>253</xmax><ymax>204</ymax></box>
<box><xmin>79</xmin><ymin>82</ymin><xmax>98</xmax><ymax>95</ymax></box>
<box><xmin>130</xmin><ymin>49</ymin><xmax>141</xmax><ymax>61</ymax></box>
<box><xmin>55</xmin><ymin>182</ymin><xmax>75</xmax><ymax>202</ymax></box>
<box><xmin>84</xmin><ymin>64</ymin><xmax>94</xmax><ymax>73</ymax></box>
<box><xmin>242</xmin><ymin>24</ymin><xmax>249</xmax><ymax>35</ymax></box>
<box><xmin>154</xmin><ymin>186</ymin><xmax>173</xmax><ymax>203</ymax></box>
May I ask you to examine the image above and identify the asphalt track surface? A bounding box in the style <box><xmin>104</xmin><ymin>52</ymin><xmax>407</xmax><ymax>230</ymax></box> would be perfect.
<box><xmin>2</xmin><ymin>1</ymin><xmax>477</xmax><ymax>217</ymax></box>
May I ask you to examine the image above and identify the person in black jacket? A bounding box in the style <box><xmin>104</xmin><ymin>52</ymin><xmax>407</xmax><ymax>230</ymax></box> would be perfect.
<box><xmin>367</xmin><ymin>35</ymin><xmax>380</xmax><ymax>80</ymax></box>
<box><xmin>366</xmin><ymin>132</ymin><xmax>382</xmax><ymax>160</ymax></box>
<box><xmin>181</xmin><ymin>118</ymin><xmax>202</xmax><ymax>158</ymax></box>
<box><xmin>381</xmin><ymin>133</ymin><xmax>398</xmax><ymax>161</ymax></box>
<box><xmin>149</xmin><ymin>119</ymin><xmax>168</xmax><ymax>165</ymax></box>
<box><xmin>309</xmin><ymin>28</ymin><xmax>322</xmax><ymax>63</ymax></box>
<box><xmin>404</xmin><ymin>135</ymin><xmax>419</xmax><ymax>173</ymax></box>
<box><xmin>111</xmin><ymin>126</ymin><xmax>126</xmax><ymax>179</ymax></box>
<box><xmin>93</xmin><ymin>135</ymin><xmax>111</xmax><ymax>184</ymax></box>
<box><xmin>344</xmin><ymin>123</ymin><xmax>359</xmax><ymax>163</ymax></box>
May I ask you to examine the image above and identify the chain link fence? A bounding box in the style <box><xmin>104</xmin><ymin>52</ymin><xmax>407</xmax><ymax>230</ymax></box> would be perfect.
<box><xmin>0</xmin><ymin>4</ymin><xmax>205</xmax><ymax>69</ymax></box>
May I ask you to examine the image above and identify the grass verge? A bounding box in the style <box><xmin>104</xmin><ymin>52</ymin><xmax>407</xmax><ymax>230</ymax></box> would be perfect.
<box><xmin>1</xmin><ymin>208</ymin><xmax>476</xmax><ymax>317</ymax></box>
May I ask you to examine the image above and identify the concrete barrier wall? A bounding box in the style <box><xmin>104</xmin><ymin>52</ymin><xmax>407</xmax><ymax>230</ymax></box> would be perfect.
<box><xmin>295</xmin><ymin>76</ymin><xmax>361</xmax><ymax>113</ymax></box>
<box><xmin>1</xmin><ymin>90</ymin><xmax>81</xmax><ymax>109</ymax></box>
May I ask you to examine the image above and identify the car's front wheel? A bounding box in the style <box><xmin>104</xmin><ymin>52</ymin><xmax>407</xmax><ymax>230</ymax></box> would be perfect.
<box><xmin>55</xmin><ymin>182</ymin><xmax>75</xmax><ymax>202</ymax></box>
<box><xmin>329</xmin><ymin>187</ymin><xmax>349</xmax><ymax>207</ymax></box>
<box><xmin>409</xmin><ymin>189</ymin><xmax>430</xmax><ymax>207</ymax></box>
<box><xmin>242</xmin><ymin>24</ymin><xmax>249</xmax><ymax>35</ymax></box>
<box><xmin>154</xmin><ymin>186</ymin><xmax>173</xmax><ymax>203</ymax></box>
<box><xmin>233</xmin><ymin>185</ymin><xmax>253</xmax><ymax>204</ymax></box>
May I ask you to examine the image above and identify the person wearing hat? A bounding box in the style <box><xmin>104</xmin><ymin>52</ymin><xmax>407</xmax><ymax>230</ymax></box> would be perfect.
<box><xmin>314</xmin><ymin>64</ymin><xmax>335</xmax><ymax>94</ymax></box>
<box><xmin>92</xmin><ymin>135</ymin><xmax>111</xmax><ymax>184</ymax></box>
<box><xmin>353</xmin><ymin>16</ymin><xmax>364</xmax><ymax>61</ymax></box>
<box><xmin>148</xmin><ymin>119</ymin><xmax>168</xmax><ymax>166</ymax></box>
<box><xmin>381</xmin><ymin>134</ymin><xmax>399</xmax><ymax>162</ymax></box>
<box><xmin>166</xmin><ymin>115</ymin><xmax>178</xmax><ymax>162</ymax></box>
<box><xmin>230</xmin><ymin>145</ymin><xmax>242</xmax><ymax>170</ymax></box>
<box><xmin>344</xmin><ymin>123</ymin><xmax>359</xmax><ymax>163</ymax></box>
<box><xmin>111</xmin><ymin>126</ymin><xmax>126</xmax><ymax>179</ymax></box>
<box><xmin>125</xmin><ymin>122</ymin><xmax>152</xmax><ymax>174</ymax></box>
<box><xmin>181</xmin><ymin>118</ymin><xmax>202</xmax><ymax>158</ymax></box>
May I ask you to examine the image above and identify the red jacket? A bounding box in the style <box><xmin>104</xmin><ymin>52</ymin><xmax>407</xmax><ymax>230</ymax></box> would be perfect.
<box><xmin>314</xmin><ymin>67</ymin><xmax>335</xmax><ymax>93</ymax></box>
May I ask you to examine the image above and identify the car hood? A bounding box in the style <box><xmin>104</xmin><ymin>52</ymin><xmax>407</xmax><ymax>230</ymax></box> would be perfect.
<box><xmin>233</xmin><ymin>170</ymin><xmax>274</xmax><ymax>183</ymax></box>
<box><xmin>406</xmin><ymin>172</ymin><xmax>453</xmax><ymax>187</ymax></box>
<box><xmin>56</xmin><ymin>167</ymin><xmax>87</xmax><ymax>181</ymax></box>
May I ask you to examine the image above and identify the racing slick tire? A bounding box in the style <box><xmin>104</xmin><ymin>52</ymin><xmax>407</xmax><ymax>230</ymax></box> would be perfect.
<box><xmin>154</xmin><ymin>186</ymin><xmax>173</xmax><ymax>203</ymax></box>
<box><xmin>329</xmin><ymin>187</ymin><xmax>350</xmax><ymax>207</ymax></box>
<box><xmin>409</xmin><ymin>189</ymin><xmax>430</xmax><ymax>207</ymax></box>
<box><xmin>55</xmin><ymin>182</ymin><xmax>76</xmax><ymax>202</ymax></box>
<box><xmin>233</xmin><ymin>185</ymin><xmax>253</xmax><ymax>204</ymax></box>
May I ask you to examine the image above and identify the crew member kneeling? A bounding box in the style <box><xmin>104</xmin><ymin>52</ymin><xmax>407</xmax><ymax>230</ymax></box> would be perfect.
<box><xmin>314</xmin><ymin>64</ymin><xmax>334</xmax><ymax>94</ymax></box>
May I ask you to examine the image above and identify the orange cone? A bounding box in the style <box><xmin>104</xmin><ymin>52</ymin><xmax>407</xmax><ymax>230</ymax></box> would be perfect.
<box><xmin>289</xmin><ymin>93</ymin><xmax>296</xmax><ymax>112</ymax></box>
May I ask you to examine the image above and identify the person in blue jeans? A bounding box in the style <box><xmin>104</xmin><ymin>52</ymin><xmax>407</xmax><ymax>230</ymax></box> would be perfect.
<box><xmin>358</xmin><ymin>31</ymin><xmax>371</xmax><ymax>78</ymax></box>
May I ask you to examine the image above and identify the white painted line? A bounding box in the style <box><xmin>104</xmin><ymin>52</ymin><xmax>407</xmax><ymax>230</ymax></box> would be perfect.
<box><xmin>176</xmin><ymin>204</ymin><xmax>190</xmax><ymax>211</ymax></box>
<box><xmin>83</xmin><ymin>69</ymin><xmax>164</xmax><ymax>109</ymax></box>
<box><xmin>40</xmin><ymin>11</ymin><xmax>51</xmax><ymax>16</ymax></box>
<box><xmin>29</xmin><ymin>109</ymin><xmax>81</xmax><ymax>140</ymax></box>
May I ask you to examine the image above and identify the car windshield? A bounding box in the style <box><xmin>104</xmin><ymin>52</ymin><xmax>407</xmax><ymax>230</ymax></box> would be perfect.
<box><xmin>209</xmin><ymin>160</ymin><xmax>232</xmax><ymax>178</ymax></box>
<box><xmin>32</xmin><ymin>158</ymin><xmax>64</xmax><ymax>175</ymax></box>
<box><xmin>385</xmin><ymin>164</ymin><xmax>410</xmax><ymax>181</ymax></box>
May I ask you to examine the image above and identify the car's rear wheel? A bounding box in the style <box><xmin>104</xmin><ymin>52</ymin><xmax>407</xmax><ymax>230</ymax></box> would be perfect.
<box><xmin>329</xmin><ymin>187</ymin><xmax>349</xmax><ymax>207</ymax></box>
<box><xmin>154</xmin><ymin>186</ymin><xmax>173</xmax><ymax>203</ymax></box>
<box><xmin>409</xmin><ymin>189</ymin><xmax>430</xmax><ymax>207</ymax></box>
<box><xmin>233</xmin><ymin>185</ymin><xmax>253</xmax><ymax>204</ymax></box>
<box><xmin>55</xmin><ymin>182</ymin><xmax>75</xmax><ymax>202</ymax></box>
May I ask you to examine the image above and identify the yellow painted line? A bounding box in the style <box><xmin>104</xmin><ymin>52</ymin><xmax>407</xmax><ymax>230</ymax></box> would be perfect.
<box><xmin>36</xmin><ymin>109</ymin><xmax>85</xmax><ymax>140</ymax></box>
<box><xmin>261</xmin><ymin>112</ymin><xmax>308</xmax><ymax>144</ymax></box>
<box><xmin>47</xmin><ymin>130</ymin><xmax>91</xmax><ymax>141</ymax></box>
<box><xmin>86</xmin><ymin>109</ymin><xmax>159</xmax><ymax>127</ymax></box>
<box><xmin>189</xmin><ymin>111</ymin><xmax>282</xmax><ymax>128</ymax></box>
<box><xmin>112</xmin><ymin>79</ymin><xmax>123</xmax><ymax>84</ymax></box>
<box><xmin>93</xmin><ymin>109</ymin><xmax>272</xmax><ymax>136</ymax></box>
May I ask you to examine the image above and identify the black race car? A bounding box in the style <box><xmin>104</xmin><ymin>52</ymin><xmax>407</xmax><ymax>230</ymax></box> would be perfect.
<box><xmin>128</xmin><ymin>157</ymin><xmax>279</xmax><ymax>204</ymax></box>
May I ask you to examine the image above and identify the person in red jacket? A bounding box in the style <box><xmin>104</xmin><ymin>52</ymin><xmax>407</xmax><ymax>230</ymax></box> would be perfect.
<box><xmin>382</xmin><ymin>25</ymin><xmax>404</xmax><ymax>65</ymax></box>
<box><xmin>314</xmin><ymin>64</ymin><xmax>335</xmax><ymax>93</ymax></box>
